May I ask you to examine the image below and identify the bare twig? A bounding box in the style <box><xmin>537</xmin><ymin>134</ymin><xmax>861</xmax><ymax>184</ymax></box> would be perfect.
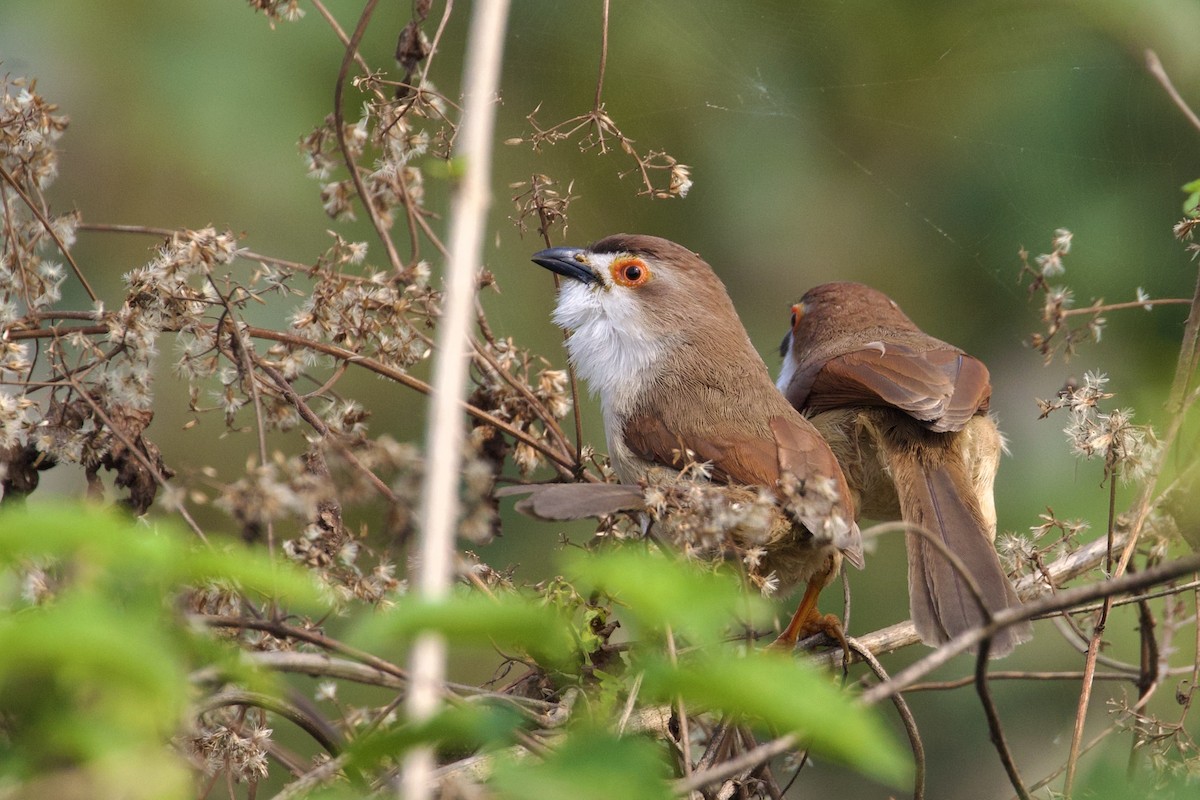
<box><xmin>592</xmin><ymin>0</ymin><xmax>609</xmax><ymax>113</ymax></box>
<box><xmin>1064</xmin><ymin>480</ymin><xmax>1120</xmax><ymax>796</ymax></box>
<box><xmin>198</xmin><ymin>689</ymin><xmax>343</xmax><ymax>759</ymax></box>
<box><xmin>332</xmin><ymin>0</ymin><xmax>405</xmax><ymax>275</ymax></box>
<box><xmin>403</xmin><ymin>3</ymin><xmax>511</xmax><ymax>798</ymax></box>
<box><xmin>675</xmin><ymin>732</ymin><xmax>798</xmax><ymax>797</ymax></box>
<box><xmin>848</xmin><ymin>636</ymin><xmax>924</xmax><ymax>800</ymax></box>
<box><xmin>861</xmin><ymin>552</ymin><xmax>1200</xmax><ymax>706</ymax></box>
<box><xmin>7</xmin><ymin>319</ymin><xmax>580</xmax><ymax>475</ymax></box>
<box><xmin>1146</xmin><ymin>50</ymin><xmax>1200</xmax><ymax>135</ymax></box>
<box><xmin>975</xmin><ymin>638</ymin><xmax>1030</xmax><ymax>800</ymax></box>
<box><xmin>0</xmin><ymin>162</ymin><xmax>96</xmax><ymax>302</ymax></box>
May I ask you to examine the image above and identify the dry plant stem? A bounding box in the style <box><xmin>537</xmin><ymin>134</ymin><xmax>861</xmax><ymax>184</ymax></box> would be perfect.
<box><xmin>200</xmin><ymin>614</ymin><xmax>409</xmax><ymax>681</ymax></box>
<box><xmin>239</xmin><ymin>327</ymin><xmax>576</xmax><ymax>473</ymax></box>
<box><xmin>1101</xmin><ymin>54</ymin><xmax>1200</xmax><ymax>587</ymax></box>
<box><xmin>905</xmin><ymin>671</ymin><xmax>1137</xmax><ymax>692</ymax></box>
<box><xmin>665</xmin><ymin>626</ymin><xmax>694</xmax><ymax>780</ymax></box>
<box><xmin>75</xmin><ymin>222</ymin><xmax>313</xmax><ymax>273</ymax></box>
<box><xmin>309</xmin><ymin>0</ymin><xmax>372</xmax><ymax>76</ymax></box>
<box><xmin>1062</xmin><ymin>298</ymin><xmax>1191</xmax><ymax>317</ymax></box>
<box><xmin>616</xmin><ymin>672</ymin><xmax>644</xmax><ymax>734</ymax></box>
<box><xmin>212</xmin><ymin>280</ymin><xmax>275</xmax><ymax>553</ymax></box>
<box><xmin>6</xmin><ymin>321</ymin><xmax>580</xmax><ymax>475</ymax></box>
<box><xmin>860</xmin><ymin>551</ymin><xmax>1200</xmax><ymax>706</ymax></box>
<box><xmin>469</xmin><ymin>338</ymin><xmax>574</xmax><ymax>459</ymax></box>
<box><xmin>0</xmin><ymin>162</ymin><xmax>96</xmax><ymax>302</ymax></box>
<box><xmin>809</xmin><ymin>528</ymin><xmax>1127</xmax><ymax>669</ymax></box>
<box><xmin>403</xmin><ymin>4</ymin><xmax>511</xmax><ymax>799</ymax></box>
<box><xmin>1020</xmin><ymin>722</ymin><xmax>1123</xmax><ymax>800</ymax></box>
<box><xmin>593</xmin><ymin>0</ymin><xmax>609</xmax><ymax>113</ymax></box>
<box><xmin>257</xmin><ymin>357</ymin><xmax>399</xmax><ymax>503</ymax></box>
<box><xmin>975</xmin><ymin>638</ymin><xmax>1031</xmax><ymax>800</ymax></box>
<box><xmin>1147</xmin><ymin>49</ymin><xmax>1200</xmax><ymax>134</ymax></box>
<box><xmin>674</xmin><ymin>733</ymin><xmax>798</xmax><ymax>796</ymax></box>
<box><xmin>60</xmin><ymin>366</ymin><xmax>210</xmax><ymax>541</ymax></box>
<box><xmin>418</xmin><ymin>0</ymin><xmax>455</xmax><ymax>87</ymax></box>
<box><xmin>269</xmin><ymin>753</ymin><xmax>351</xmax><ymax>800</ymax></box>
<box><xmin>847</xmin><ymin>636</ymin><xmax>925</xmax><ymax>800</ymax></box>
<box><xmin>199</xmin><ymin>690</ymin><xmax>343</xmax><ymax>759</ymax></box>
<box><xmin>234</xmin><ymin>650</ymin><xmax>404</xmax><ymax>690</ymax></box>
<box><xmin>332</xmin><ymin>0</ymin><xmax>405</xmax><ymax>275</ymax></box>
<box><xmin>1064</xmin><ymin>480</ymin><xmax>1120</xmax><ymax>796</ymax></box>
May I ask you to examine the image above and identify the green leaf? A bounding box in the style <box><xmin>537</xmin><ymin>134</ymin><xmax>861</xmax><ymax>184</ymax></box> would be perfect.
<box><xmin>347</xmin><ymin>702</ymin><xmax>526</xmax><ymax>771</ymax></box>
<box><xmin>642</xmin><ymin>650</ymin><xmax>911</xmax><ymax>787</ymax></box>
<box><xmin>352</xmin><ymin>590</ymin><xmax>576</xmax><ymax>667</ymax></box>
<box><xmin>491</xmin><ymin>728</ymin><xmax>672</xmax><ymax>800</ymax></box>
<box><xmin>1181</xmin><ymin>179</ymin><xmax>1200</xmax><ymax>216</ymax></box>
<box><xmin>561</xmin><ymin>548</ymin><xmax>771</xmax><ymax>645</ymax></box>
<box><xmin>0</xmin><ymin>503</ymin><xmax>322</xmax><ymax>610</ymax></box>
<box><xmin>0</xmin><ymin>502</ymin><xmax>320</xmax><ymax>797</ymax></box>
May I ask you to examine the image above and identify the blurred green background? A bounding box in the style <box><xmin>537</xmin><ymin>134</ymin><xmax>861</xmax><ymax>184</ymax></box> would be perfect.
<box><xmin>3</xmin><ymin>0</ymin><xmax>1199</xmax><ymax>796</ymax></box>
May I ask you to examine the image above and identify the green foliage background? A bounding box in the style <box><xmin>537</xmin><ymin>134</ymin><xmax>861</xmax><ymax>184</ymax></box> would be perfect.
<box><xmin>2</xmin><ymin>1</ymin><xmax>1199</xmax><ymax>797</ymax></box>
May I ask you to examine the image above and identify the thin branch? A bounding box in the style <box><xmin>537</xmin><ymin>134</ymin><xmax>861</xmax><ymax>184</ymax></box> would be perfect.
<box><xmin>269</xmin><ymin>753</ymin><xmax>351</xmax><ymax>800</ymax></box>
<box><xmin>592</xmin><ymin>0</ymin><xmax>610</xmax><ymax>113</ymax></box>
<box><xmin>404</xmin><ymin>4</ymin><xmax>511</xmax><ymax>798</ymax></box>
<box><xmin>0</xmin><ymin>162</ymin><xmax>97</xmax><ymax>302</ymax></box>
<box><xmin>860</xmin><ymin>551</ymin><xmax>1200</xmax><ymax>706</ymax></box>
<box><xmin>198</xmin><ymin>614</ymin><xmax>408</xmax><ymax>682</ymax></box>
<box><xmin>1065</xmin><ymin>480</ymin><xmax>1120</xmax><ymax>796</ymax></box>
<box><xmin>60</xmin><ymin>366</ymin><xmax>208</xmax><ymax>542</ymax></box>
<box><xmin>1061</xmin><ymin>297</ymin><xmax>1191</xmax><ymax>316</ymax></box>
<box><xmin>210</xmin><ymin>279</ymin><xmax>274</xmax><ymax>552</ymax></box>
<box><xmin>665</xmin><ymin>626</ymin><xmax>694</xmax><ymax>781</ymax></box>
<box><xmin>905</xmin><ymin>670</ymin><xmax>1139</xmax><ymax>692</ymax></box>
<box><xmin>5</xmin><ymin>321</ymin><xmax>581</xmax><ymax>475</ymax></box>
<box><xmin>1146</xmin><ymin>50</ymin><xmax>1200</xmax><ymax>134</ymax></box>
<box><xmin>198</xmin><ymin>689</ymin><xmax>343</xmax><ymax>759</ymax></box>
<box><xmin>674</xmin><ymin>733</ymin><xmax>798</xmax><ymax>796</ymax></box>
<box><xmin>332</xmin><ymin>0</ymin><xmax>405</xmax><ymax>274</ymax></box>
<box><xmin>77</xmin><ymin>221</ymin><xmax>313</xmax><ymax>273</ymax></box>
<box><xmin>847</xmin><ymin>636</ymin><xmax>924</xmax><ymax>800</ymax></box>
<box><xmin>975</xmin><ymin>638</ymin><xmax>1030</xmax><ymax>800</ymax></box>
<box><xmin>309</xmin><ymin>0</ymin><xmax>372</xmax><ymax>76</ymax></box>
<box><xmin>1020</xmin><ymin>722</ymin><xmax>1123</xmax><ymax>799</ymax></box>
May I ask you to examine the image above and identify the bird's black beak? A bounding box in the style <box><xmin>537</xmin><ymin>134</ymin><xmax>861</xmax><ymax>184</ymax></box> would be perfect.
<box><xmin>531</xmin><ymin>247</ymin><xmax>601</xmax><ymax>285</ymax></box>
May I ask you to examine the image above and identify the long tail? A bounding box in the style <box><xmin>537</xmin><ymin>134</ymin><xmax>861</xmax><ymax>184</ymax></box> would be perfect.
<box><xmin>887</xmin><ymin>423</ymin><xmax>1031</xmax><ymax>657</ymax></box>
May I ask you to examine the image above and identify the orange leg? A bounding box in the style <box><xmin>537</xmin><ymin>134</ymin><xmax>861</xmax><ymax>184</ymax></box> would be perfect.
<box><xmin>769</xmin><ymin>566</ymin><xmax>848</xmax><ymax>656</ymax></box>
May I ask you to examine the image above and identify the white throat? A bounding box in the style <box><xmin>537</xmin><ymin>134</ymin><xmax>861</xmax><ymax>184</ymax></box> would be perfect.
<box><xmin>776</xmin><ymin>344</ymin><xmax>799</xmax><ymax>402</ymax></box>
<box><xmin>551</xmin><ymin>270</ymin><xmax>666</xmax><ymax>422</ymax></box>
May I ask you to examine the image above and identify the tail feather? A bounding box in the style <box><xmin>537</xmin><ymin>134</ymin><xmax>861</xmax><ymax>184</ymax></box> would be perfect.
<box><xmin>892</xmin><ymin>437</ymin><xmax>1031</xmax><ymax>657</ymax></box>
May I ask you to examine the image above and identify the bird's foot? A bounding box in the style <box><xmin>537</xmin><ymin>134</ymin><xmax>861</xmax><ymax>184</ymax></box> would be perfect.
<box><xmin>767</xmin><ymin>612</ymin><xmax>850</xmax><ymax>662</ymax></box>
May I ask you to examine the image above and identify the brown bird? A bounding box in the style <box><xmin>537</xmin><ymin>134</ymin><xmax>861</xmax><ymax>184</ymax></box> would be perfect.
<box><xmin>524</xmin><ymin>234</ymin><xmax>864</xmax><ymax>648</ymax></box>
<box><xmin>778</xmin><ymin>281</ymin><xmax>1031</xmax><ymax>656</ymax></box>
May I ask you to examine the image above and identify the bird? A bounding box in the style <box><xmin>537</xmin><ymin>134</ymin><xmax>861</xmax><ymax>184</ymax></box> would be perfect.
<box><xmin>777</xmin><ymin>281</ymin><xmax>1031</xmax><ymax>656</ymax></box>
<box><xmin>520</xmin><ymin>234</ymin><xmax>864</xmax><ymax>649</ymax></box>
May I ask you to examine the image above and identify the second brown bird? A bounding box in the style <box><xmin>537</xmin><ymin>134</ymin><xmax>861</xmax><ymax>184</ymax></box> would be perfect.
<box><xmin>778</xmin><ymin>282</ymin><xmax>1031</xmax><ymax>656</ymax></box>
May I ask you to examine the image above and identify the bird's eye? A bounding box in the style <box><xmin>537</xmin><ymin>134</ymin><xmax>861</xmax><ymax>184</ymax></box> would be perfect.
<box><xmin>611</xmin><ymin>257</ymin><xmax>650</xmax><ymax>288</ymax></box>
<box><xmin>790</xmin><ymin>311</ymin><xmax>797</xmax><ymax>329</ymax></box>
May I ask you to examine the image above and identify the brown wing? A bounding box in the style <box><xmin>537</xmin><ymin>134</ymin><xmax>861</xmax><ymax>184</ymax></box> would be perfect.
<box><xmin>622</xmin><ymin>414</ymin><xmax>782</xmax><ymax>487</ymax></box>
<box><xmin>770</xmin><ymin>415</ymin><xmax>864</xmax><ymax>568</ymax></box>
<box><xmin>624</xmin><ymin>413</ymin><xmax>864</xmax><ymax>566</ymax></box>
<box><xmin>805</xmin><ymin>343</ymin><xmax>991</xmax><ymax>433</ymax></box>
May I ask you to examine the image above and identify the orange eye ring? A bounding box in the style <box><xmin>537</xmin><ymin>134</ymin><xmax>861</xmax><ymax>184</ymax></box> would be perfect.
<box><xmin>611</xmin><ymin>257</ymin><xmax>650</xmax><ymax>288</ymax></box>
<box><xmin>790</xmin><ymin>303</ymin><xmax>804</xmax><ymax>330</ymax></box>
